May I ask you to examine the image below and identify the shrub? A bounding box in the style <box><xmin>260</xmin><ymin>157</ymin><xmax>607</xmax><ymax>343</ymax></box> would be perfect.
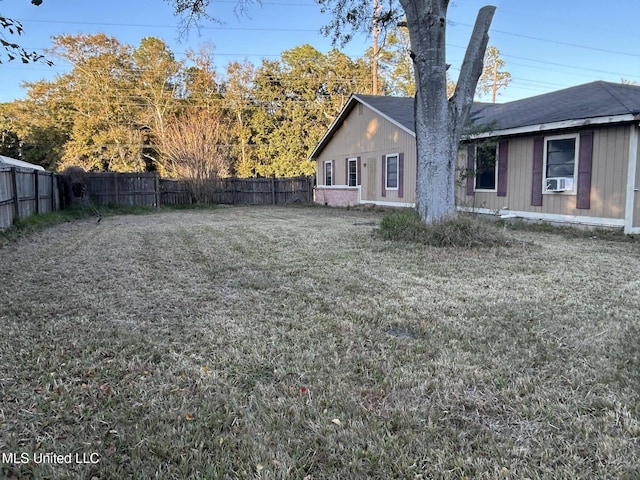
<box><xmin>376</xmin><ymin>209</ymin><xmax>514</xmax><ymax>248</ymax></box>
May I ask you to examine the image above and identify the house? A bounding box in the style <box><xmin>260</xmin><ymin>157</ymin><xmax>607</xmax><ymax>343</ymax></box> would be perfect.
<box><xmin>311</xmin><ymin>81</ymin><xmax>640</xmax><ymax>234</ymax></box>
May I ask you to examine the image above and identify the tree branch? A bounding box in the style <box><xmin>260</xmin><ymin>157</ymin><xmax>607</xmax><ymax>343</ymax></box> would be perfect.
<box><xmin>449</xmin><ymin>5</ymin><xmax>495</xmax><ymax>134</ymax></box>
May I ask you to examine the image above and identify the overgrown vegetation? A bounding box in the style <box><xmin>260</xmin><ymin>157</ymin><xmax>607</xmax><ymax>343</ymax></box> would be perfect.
<box><xmin>376</xmin><ymin>208</ymin><xmax>515</xmax><ymax>247</ymax></box>
<box><xmin>1</xmin><ymin>206</ymin><xmax>638</xmax><ymax>479</ymax></box>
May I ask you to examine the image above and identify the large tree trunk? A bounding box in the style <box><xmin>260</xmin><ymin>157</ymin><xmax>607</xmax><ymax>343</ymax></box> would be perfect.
<box><xmin>400</xmin><ymin>0</ymin><xmax>495</xmax><ymax>223</ymax></box>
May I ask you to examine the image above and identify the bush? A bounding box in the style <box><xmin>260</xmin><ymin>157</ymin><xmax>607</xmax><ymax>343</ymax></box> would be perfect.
<box><xmin>376</xmin><ymin>209</ymin><xmax>514</xmax><ymax>248</ymax></box>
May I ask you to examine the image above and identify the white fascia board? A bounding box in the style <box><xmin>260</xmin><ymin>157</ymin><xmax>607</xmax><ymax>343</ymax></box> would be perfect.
<box><xmin>466</xmin><ymin>114</ymin><xmax>637</xmax><ymax>140</ymax></box>
<box><xmin>309</xmin><ymin>95</ymin><xmax>360</xmax><ymax>160</ymax></box>
<box><xmin>360</xmin><ymin>200</ymin><xmax>416</xmax><ymax>208</ymax></box>
<box><xmin>625</xmin><ymin>125</ymin><xmax>639</xmax><ymax>234</ymax></box>
<box><xmin>355</xmin><ymin>97</ymin><xmax>416</xmax><ymax>138</ymax></box>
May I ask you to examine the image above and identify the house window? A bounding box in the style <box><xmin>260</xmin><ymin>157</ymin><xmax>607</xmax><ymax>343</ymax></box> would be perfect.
<box><xmin>385</xmin><ymin>154</ymin><xmax>399</xmax><ymax>190</ymax></box>
<box><xmin>475</xmin><ymin>143</ymin><xmax>497</xmax><ymax>191</ymax></box>
<box><xmin>324</xmin><ymin>161</ymin><xmax>333</xmax><ymax>186</ymax></box>
<box><xmin>348</xmin><ymin>158</ymin><xmax>358</xmax><ymax>187</ymax></box>
<box><xmin>544</xmin><ymin>134</ymin><xmax>578</xmax><ymax>192</ymax></box>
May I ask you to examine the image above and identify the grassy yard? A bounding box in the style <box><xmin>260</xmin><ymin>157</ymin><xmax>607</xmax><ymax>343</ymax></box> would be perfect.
<box><xmin>0</xmin><ymin>206</ymin><xmax>638</xmax><ymax>479</ymax></box>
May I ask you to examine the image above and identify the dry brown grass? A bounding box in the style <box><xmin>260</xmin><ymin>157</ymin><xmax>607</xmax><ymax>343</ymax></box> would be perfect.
<box><xmin>1</xmin><ymin>206</ymin><xmax>639</xmax><ymax>479</ymax></box>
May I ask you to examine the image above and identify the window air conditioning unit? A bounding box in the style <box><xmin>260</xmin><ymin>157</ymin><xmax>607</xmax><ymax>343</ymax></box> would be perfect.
<box><xmin>546</xmin><ymin>177</ymin><xmax>572</xmax><ymax>192</ymax></box>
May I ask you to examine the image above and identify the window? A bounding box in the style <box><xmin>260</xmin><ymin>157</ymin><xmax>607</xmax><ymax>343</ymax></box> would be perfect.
<box><xmin>324</xmin><ymin>161</ymin><xmax>332</xmax><ymax>186</ymax></box>
<box><xmin>385</xmin><ymin>154</ymin><xmax>398</xmax><ymax>190</ymax></box>
<box><xmin>348</xmin><ymin>158</ymin><xmax>358</xmax><ymax>187</ymax></box>
<box><xmin>475</xmin><ymin>143</ymin><xmax>497</xmax><ymax>191</ymax></box>
<box><xmin>544</xmin><ymin>134</ymin><xmax>578</xmax><ymax>192</ymax></box>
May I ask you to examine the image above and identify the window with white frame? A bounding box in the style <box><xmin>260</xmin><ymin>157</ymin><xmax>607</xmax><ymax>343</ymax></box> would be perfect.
<box><xmin>385</xmin><ymin>154</ymin><xmax>399</xmax><ymax>190</ymax></box>
<box><xmin>324</xmin><ymin>161</ymin><xmax>333</xmax><ymax>186</ymax></box>
<box><xmin>348</xmin><ymin>158</ymin><xmax>358</xmax><ymax>187</ymax></box>
<box><xmin>544</xmin><ymin>134</ymin><xmax>578</xmax><ymax>192</ymax></box>
<box><xmin>475</xmin><ymin>143</ymin><xmax>497</xmax><ymax>191</ymax></box>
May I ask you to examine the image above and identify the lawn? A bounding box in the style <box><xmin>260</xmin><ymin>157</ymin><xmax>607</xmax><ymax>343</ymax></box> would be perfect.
<box><xmin>0</xmin><ymin>206</ymin><xmax>638</xmax><ymax>479</ymax></box>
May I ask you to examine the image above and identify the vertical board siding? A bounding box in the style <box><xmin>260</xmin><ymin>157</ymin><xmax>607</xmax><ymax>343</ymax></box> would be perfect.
<box><xmin>455</xmin><ymin>125</ymin><xmax>630</xmax><ymax>220</ymax></box>
<box><xmin>635</xmin><ymin>128</ymin><xmax>640</xmax><ymax>228</ymax></box>
<box><xmin>497</xmin><ymin>140</ymin><xmax>509</xmax><ymax>197</ymax></box>
<box><xmin>531</xmin><ymin>137</ymin><xmax>544</xmax><ymax>207</ymax></box>
<box><xmin>576</xmin><ymin>131</ymin><xmax>594</xmax><ymax>209</ymax></box>
<box><xmin>314</xmin><ymin>102</ymin><xmax>417</xmax><ymax>204</ymax></box>
<box><xmin>0</xmin><ymin>167</ymin><xmax>61</xmax><ymax>230</ymax></box>
<box><xmin>466</xmin><ymin>144</ymin><xmax>475</xmax><ymax>196</ymax></box>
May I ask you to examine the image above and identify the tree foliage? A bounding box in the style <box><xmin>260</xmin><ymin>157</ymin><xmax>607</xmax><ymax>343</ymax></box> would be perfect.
<box><xmin>160</xmin><ymin>107</ymin><xmax>230</xmax><ymax>200</ymax></box>
<box><xmin>3</xmin><ymin>33</ymin><xmax>372</xmax><ymax>177</ymax></box>
<box><xmin>476</xmin><ymin>45</ymin><xmax>511</xmax><ymax>103</ymax></box>
<box><xmin>0</xmin><ymin>0</ymin><xmax>52</xmax><ymax>66</ymax></box>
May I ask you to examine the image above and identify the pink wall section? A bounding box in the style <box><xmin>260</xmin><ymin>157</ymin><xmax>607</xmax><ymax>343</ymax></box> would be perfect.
<box><xmin>314</xmin><ymin>187</ymin><xmax>359</xmax><ymax>207</ymax></box>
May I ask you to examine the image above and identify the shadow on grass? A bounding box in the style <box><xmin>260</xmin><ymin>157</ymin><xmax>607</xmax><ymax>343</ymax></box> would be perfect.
<box><xmin>0</xmin><ymin>203</ymin><xmax>220</xmax><ymax>247</ymax></box>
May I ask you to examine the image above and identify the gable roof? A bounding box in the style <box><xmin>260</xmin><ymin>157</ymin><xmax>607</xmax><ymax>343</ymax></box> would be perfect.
<box><xmin>310</xmin><ymin>81</ymin><xmax>640</xmax><ymax>158</ymax></box>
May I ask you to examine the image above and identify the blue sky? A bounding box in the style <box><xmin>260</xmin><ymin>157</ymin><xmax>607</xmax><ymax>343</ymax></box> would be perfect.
<box><xmin>1</xmin><ymin>0</ymin><xmax>639</xmax><ymax>103</ymax></box>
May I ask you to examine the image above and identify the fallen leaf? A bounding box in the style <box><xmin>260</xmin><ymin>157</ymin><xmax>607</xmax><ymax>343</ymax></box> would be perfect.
<box><xmin>185</xmin><ymin>412</ymin><xmax>194</xmax><ymax>421</ymax></box>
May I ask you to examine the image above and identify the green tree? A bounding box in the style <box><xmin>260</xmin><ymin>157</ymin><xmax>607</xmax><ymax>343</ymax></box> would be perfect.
<box><xmin>1</xmin><ymin>80</ymin><xmax>72</xmax><ymax>169</ymax></box>
<box><xmin>222</xmin><ymin>60</ymin><xmax>257</xmax><ymax>177</ymax></box>
<box><xmin>45</xmin><ymin>33</ymin><xmax>145</xmax><ymax>171</ymax></box>
<box><xmin>131</xmin><ymin>37</ymin><xmax>184</xmax><ymax>172</ymax></box>
<box><xmin>250</xmin><ymin>45</ymin><xmax>370</xmax><ymax>177</ymax></box>
<box><xmin>374</xmin><ymin>25</ymin><xmax>413</xmax><ymax>96</ymax></box>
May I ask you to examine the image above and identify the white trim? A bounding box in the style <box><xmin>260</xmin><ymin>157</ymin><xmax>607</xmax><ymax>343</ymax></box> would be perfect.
<box><xmin>361</xmin><ymin>200</ymin><xmax>416</xmax><ymax>208</ymax></box>
<box><xmin>356</xmin><ymin>97</ymin><xmax>416</xmax><ymax>138</ymax></box>
<box><xmin>466</xmin><ymin>114</ymin><xmax>637</xmax><ymax>140</ymax></box>
<box><xmin>309</xmin><ymin>95</ymin><xmax>415</xmax><ymax>159</ymax></box>
<box><xmin>543</xmin><ymin>133</ymin><xmax>579</xmax><ymax>195</ymax></box>
<box><xmin>323</xmin><ymin>160</ymin><xmax>333</xmax><ymax>186</ymax></box>
<box><xmin>459</xmin><ymin>206</ymin><xmax>625</xmax><ymax>228</ymax></box>
<box><xmin>625</xmin><ymin>125</ymin><xmax>639</xmax><ymax>234</ymax></box>
<box><xmin>348</xmin><ymin>157</ymin><xmax>358</xmax><ymax>187</ymax></box>
<box><xmin>315</xmin><ymin>185</ymin><xmax>359</xmax><ymax>190</ymax></box>
<box><xmin>385</xmin><ymin>153</ymin><xmax>399</xmax><ymax>190</ymax></box>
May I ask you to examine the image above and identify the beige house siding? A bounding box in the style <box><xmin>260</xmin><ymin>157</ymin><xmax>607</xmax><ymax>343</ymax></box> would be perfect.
<box><xmin>633</xmin><ymin>126</ymin><xmax>640</xmax><ymax>228</ymax></box>
<box><xmin>457</xmin><ymin>125</ymin><xmax>631</xmax><ymax>221</ymax></box>
<box><xmin>315</xmin><ymin>104</ymin><xmax>416</xmax><ymax>205</ymax></box>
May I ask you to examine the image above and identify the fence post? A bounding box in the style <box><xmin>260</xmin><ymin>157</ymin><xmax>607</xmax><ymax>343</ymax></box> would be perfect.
<box><xmin>34</xmin><ymin>170</ymin><xmax>40</xmax><ymax>214</ymax></box>
<box><xmin>155</xmin><ymin>173</ymin><xmax>161</xmax><ymax>208</ymax></box>
<box><xmin>232</xmin><ymin>177</ymin><xmax>237</xmax><ymax>205</ymax></box>
<box><xmin>10</xmin><ymin>167</ymin><xmax>19</xmax><ymax>221</ymax></box>
<box><xmin>271</xmin><ymin>176</ymin><xmax>276</xmax><ymax>205</ymax></box>
<box><xmin>113</xmin><ymin>173</ymin><xmax>119</xmax><ymax>206</ymax></box>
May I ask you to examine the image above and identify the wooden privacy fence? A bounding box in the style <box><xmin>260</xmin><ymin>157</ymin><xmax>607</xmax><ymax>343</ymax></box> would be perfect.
<box><xmin>0</xmin><ymin>169</ymin><xmax>314</xmax><ymax>229</ymax></box>
<box><xmin>160</xmin><ymin>176</ymin><xmax>315</xmax><ymax>206</ymax></box>
<box><xmin>83</xmin><ymin>173</ymin><xmax>314</xmax><ymax>208</ymax></box>
<box><xmin>0</xmin><ymin>166</ymin><xmax>61</xmax><ymax>230</ymax></box>
<box><xmin>86</xmin><ymin>172</ymin><xmax>160</xmax><ymax>207</ymax></box>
